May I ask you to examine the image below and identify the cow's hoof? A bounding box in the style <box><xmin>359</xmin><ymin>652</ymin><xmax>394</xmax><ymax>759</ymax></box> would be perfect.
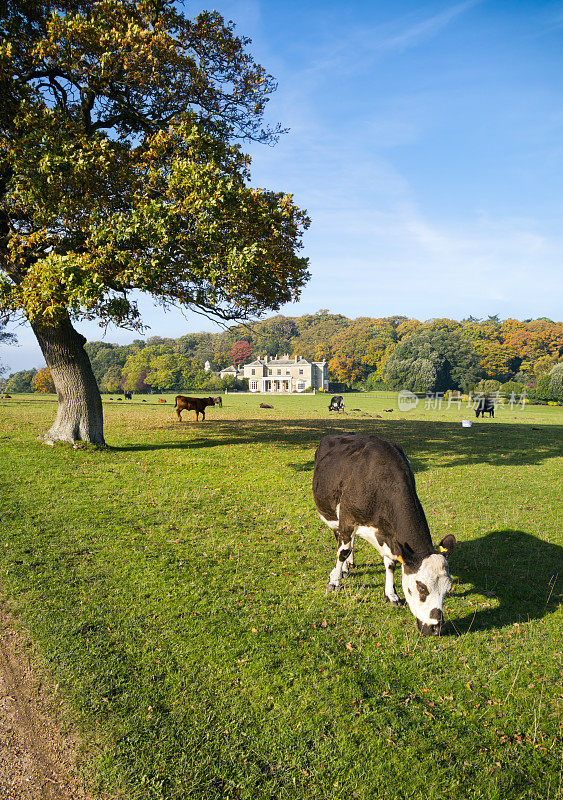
<box><xmin>326</xmin><ymin>583</ymin><xmax>340</xmax><ymax>593</ymax></box>
<box><xmin>385</xmin><ymin>595</ymin><xmax>405</xmax><ymax>607</ymax></box>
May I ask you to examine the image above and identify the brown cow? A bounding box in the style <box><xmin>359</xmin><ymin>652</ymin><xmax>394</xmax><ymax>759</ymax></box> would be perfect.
<box><xmin>212</xmin><ymin>396</ymin><xmax>223</xmax><ymax>407</ymax></box>
<box><xmin>174</xmin><ymin>395</ymin><xmax>216</xmax><ymax>422</ymax></box>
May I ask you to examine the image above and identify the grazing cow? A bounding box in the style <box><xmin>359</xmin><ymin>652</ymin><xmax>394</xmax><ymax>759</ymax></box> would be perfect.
<box><xmin>313</xmin><ymin>434</ymin><xmax>456</xmax><ymax>636</ymax></box>
<box><xmin>124</xmin><ymin>391</ymin><xmax>132</xmax><ymax>400</ymax></box>
<box><xmin>475</xmin><ymin>396</ymin><xmax>495</xmax><ymax>418</ymax></box>
<box><xmin>212</xmin><ymin>396</ymin><xmax>223</xmax><ymax>407</ymax></box>
<box><xmin>158</xmin><ymin>398</ymin><xmax>167</xmax><ymax>403</ymax></box>
<box><xmin>174</xmin><ymin>395</ymin><xmax>216</xmax><ymax>422</ymax></box>
<box><xmin>328</xmin><ymin>395</ymin><xmax>344</xmax><ymax>412</ymax></box>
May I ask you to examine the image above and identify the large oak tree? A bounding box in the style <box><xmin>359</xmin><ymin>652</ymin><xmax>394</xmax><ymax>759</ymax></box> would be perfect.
<box><xmin>0</xmin><ymin>0</ymin><xmax>310</xmax><ymax>443</ymax></box>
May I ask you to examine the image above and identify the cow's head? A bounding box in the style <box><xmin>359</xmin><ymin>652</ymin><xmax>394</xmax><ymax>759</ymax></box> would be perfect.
<box><xmin>399</xmin><ymin>534</ymin><xmax>456</xmax><ymax>635</ymax></box>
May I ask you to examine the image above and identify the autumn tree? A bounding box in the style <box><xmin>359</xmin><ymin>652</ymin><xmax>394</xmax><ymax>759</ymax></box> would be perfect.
<box><xmin>0</xmin><ymin>0</ymin><xmax>309</xmax><ymax>444</ymax></box>
<box><xmin>32</xmin><ymin>365</ymin><xmax>55</xmax><ymax>392</ymax></box>
<box><xmin>230</xmin><ymin>340</ymin><xmax>254</xmax><ymax>367</ymax></box>
<box><xmin>327</xmin><ymin>318</ymin><xmax>397</xmax><ymax>384</ymax></box>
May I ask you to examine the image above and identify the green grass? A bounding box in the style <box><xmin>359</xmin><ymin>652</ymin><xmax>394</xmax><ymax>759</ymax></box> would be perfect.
<box><xmin>0</xmin><ymin>392</ymin><xmax>561</xmax><ymax>800</ymax></box>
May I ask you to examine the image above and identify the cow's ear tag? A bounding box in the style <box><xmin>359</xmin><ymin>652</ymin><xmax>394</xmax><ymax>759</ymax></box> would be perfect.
<box><xmin>438</xmin><ymin>545</ymin><xmax>449</xmax><ymax>554</ymax></box>
<box><xmin>396</xmin><ymin>555</ymin><xmax>406</xmax><ymax>566</ymax></box>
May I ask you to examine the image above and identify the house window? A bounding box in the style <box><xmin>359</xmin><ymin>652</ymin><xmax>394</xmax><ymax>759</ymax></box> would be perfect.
<box><xmin>299</xmin><ymin>369</ymin><xmax>303</xmax><ymax>375</ymax></box>
<box><xmin>251</xmin><ymin>369</ymin><xmax>255</xmax><ymax>375</ymax></box>
<box><xmin>286</xmin><ymin>370</ymin><xmax>290</xmax><ymax>375</ymax></box>
<box><xmin>277</xmin><ymin>369</ymin><xmax>281</xmax><ymax>375</ymax></box>
<box><xmin>297</xmin><ymin>381</ymin><xmax>305</xmax><ymax>391</ymax></box>
<box><xmin>249</xmin><ymin>380</ymin><xmax>258</xmax><ymax>391</ymax></box>
<box><xmin>268</xmin><ymin>369</ymin><xmax>272</xmax><ymax>375</ymax></box>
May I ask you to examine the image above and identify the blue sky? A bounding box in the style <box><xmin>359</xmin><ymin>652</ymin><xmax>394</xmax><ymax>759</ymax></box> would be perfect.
<box><xmin>3</xmin><ymin>0</ymin><xmax>563</xmax><ymax>372</ymax></box>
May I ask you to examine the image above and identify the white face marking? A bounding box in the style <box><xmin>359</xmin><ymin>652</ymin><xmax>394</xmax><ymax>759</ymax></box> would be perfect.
<box><xmin>401</xmin><ymin>554</ymin><xmax>452</xmax><ymax>627</ymax></box>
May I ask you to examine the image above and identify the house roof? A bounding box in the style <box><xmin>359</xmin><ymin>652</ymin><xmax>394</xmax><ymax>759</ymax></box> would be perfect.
<box><xmin>244</xmin><ymin>356</ymin><xmax>326</xmax><ymax>367</ymax></box>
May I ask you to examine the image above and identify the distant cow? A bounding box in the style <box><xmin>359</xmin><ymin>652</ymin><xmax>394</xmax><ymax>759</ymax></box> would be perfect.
<box><xmin>124</xmin><ymin>391</ymin><xmax>132</xmax><ymax>400</ymax></box>
<box><xmin>328</xmin><ymin>395</ymin><xmax>344</xmax><ymax>412</ymax></box>
<box><xmin>475</xmin><ymin>396</ymin><xmax>495</xmax><ymax>418</ymax></box>
<box><xmin>212</xmin><ymin>396</ymin><xmax>223</xmax><ymax>407</ymax></box>
<box><xmin>158</xmin><ymin>398</ymin><xmax>167</xmax><ymax>403</ymax></box>
<box><xmin>174</xmin><ymin>395</ymin><xmax>216</xmax><ymax>422</ymax></box>
<box><xmin>313</xmin><ymin>434</ymin><xmax>455</xmax><ymax>636</ymax></box>
<box><xmin>260</xmin><ymin>402</ymin><xmax>274</xmax><ymax>409</ymax></box>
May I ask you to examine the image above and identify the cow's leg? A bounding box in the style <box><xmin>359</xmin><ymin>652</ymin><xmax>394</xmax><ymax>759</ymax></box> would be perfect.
<box><xmin>342</xmin><ymin>535</ymin><xmax>355</xmax><ymax>576</ymax></box>
<box><xmin>328</xmin><ymin>523</ymin><xmax>354</xmax><ymax>591</ymax></box>
<box><xmin>383</xmin><ymin>557</ymin><xmax>402</xmax><ymax>606</ymax></box>
<box><xmin>175</xmin><ymin>407</ymin><xmax>183</xmax><ymax>421</ymax></box>
<box><xmin>201</xmin><ymin>409</ymin><xmax>205</xmax><ymax>421</ymax></box>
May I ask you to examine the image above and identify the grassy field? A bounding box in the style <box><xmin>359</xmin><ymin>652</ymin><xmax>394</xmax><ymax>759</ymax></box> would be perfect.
<box><xmin>0</xmin><ymin>391</ymin><xmax>561</xmax><ymax>800</ymax></box>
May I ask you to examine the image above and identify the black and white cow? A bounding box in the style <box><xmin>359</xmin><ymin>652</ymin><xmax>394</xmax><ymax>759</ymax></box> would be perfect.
<box><xmin>328</xmin><ymin>395</ymin><xmax>344</xmax><ymax>412</ymax></box>
<box><xmin>475</xmin><ymin>396</ymin><xmax>495</xmax><ymax>418</ymax></box>
<box><xmin>312</xmin><ymin>434</ymin><xmax>456</xmax><ymax>636</ymax></box>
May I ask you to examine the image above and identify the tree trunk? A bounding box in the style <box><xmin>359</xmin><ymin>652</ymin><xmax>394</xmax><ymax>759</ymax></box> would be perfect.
<box><xmin>30</xmin><ymin>315</ymin><xmax>105</xmax><ymax>445</ymax></box>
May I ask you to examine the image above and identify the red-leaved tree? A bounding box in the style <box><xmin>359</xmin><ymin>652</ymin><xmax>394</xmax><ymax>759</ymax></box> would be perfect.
<box><xmin>230</xmin><ymin>341</ymin><xmax>254</xmax><ymax>367</ymax></box>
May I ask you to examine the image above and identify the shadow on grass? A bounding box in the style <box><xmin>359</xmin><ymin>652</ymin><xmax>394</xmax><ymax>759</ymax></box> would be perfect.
<box><xmin>348</xmin><ymin>530</ymin><xmax>561</xmax><ymax>635</ymax></box>
<box><xmin>446</xmin><ymin>530</ymin><xmax>562</xmax><ymax>634</ymax></box>
<box><xmin>112</xmin><ymin>418</ymin><xmax>563</xmax><ymax>472</ymax></box>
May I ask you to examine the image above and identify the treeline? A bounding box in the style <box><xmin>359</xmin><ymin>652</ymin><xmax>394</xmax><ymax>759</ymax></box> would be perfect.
<box><xmin>6</xmin><ymin>313</ymin><xmax>563</xmax><ymax>400</ymax></box>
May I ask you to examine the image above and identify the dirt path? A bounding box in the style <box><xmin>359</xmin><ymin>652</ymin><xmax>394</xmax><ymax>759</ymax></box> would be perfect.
<box><xmin>0</xmin><ymin>606</ymin><xmax>98</xmax><ymax>800</ymax></box>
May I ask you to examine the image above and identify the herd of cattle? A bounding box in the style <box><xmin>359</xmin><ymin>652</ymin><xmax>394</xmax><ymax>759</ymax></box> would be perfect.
<box><xmin>108</xmin><ymin>391</ymin><xmax>498</xmax><ymax>422</ymax></box>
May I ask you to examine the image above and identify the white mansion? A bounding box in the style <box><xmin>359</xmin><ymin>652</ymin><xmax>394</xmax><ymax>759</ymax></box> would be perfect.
<box><xmin>220</xmin><ymin>354</ymin><xmax>328</xmax><ymax>393</ymax></box>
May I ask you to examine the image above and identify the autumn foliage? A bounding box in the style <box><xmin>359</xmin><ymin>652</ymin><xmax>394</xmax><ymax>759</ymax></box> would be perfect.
<box><xmin>31</xmin><ymin>367</ymin><xmax>55</xmax><ymax>393</ymax></box>
<box><xmin>230</xmin><ymin>341</ymin><xmax>254</xmax><ymax>367</ymax></box>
